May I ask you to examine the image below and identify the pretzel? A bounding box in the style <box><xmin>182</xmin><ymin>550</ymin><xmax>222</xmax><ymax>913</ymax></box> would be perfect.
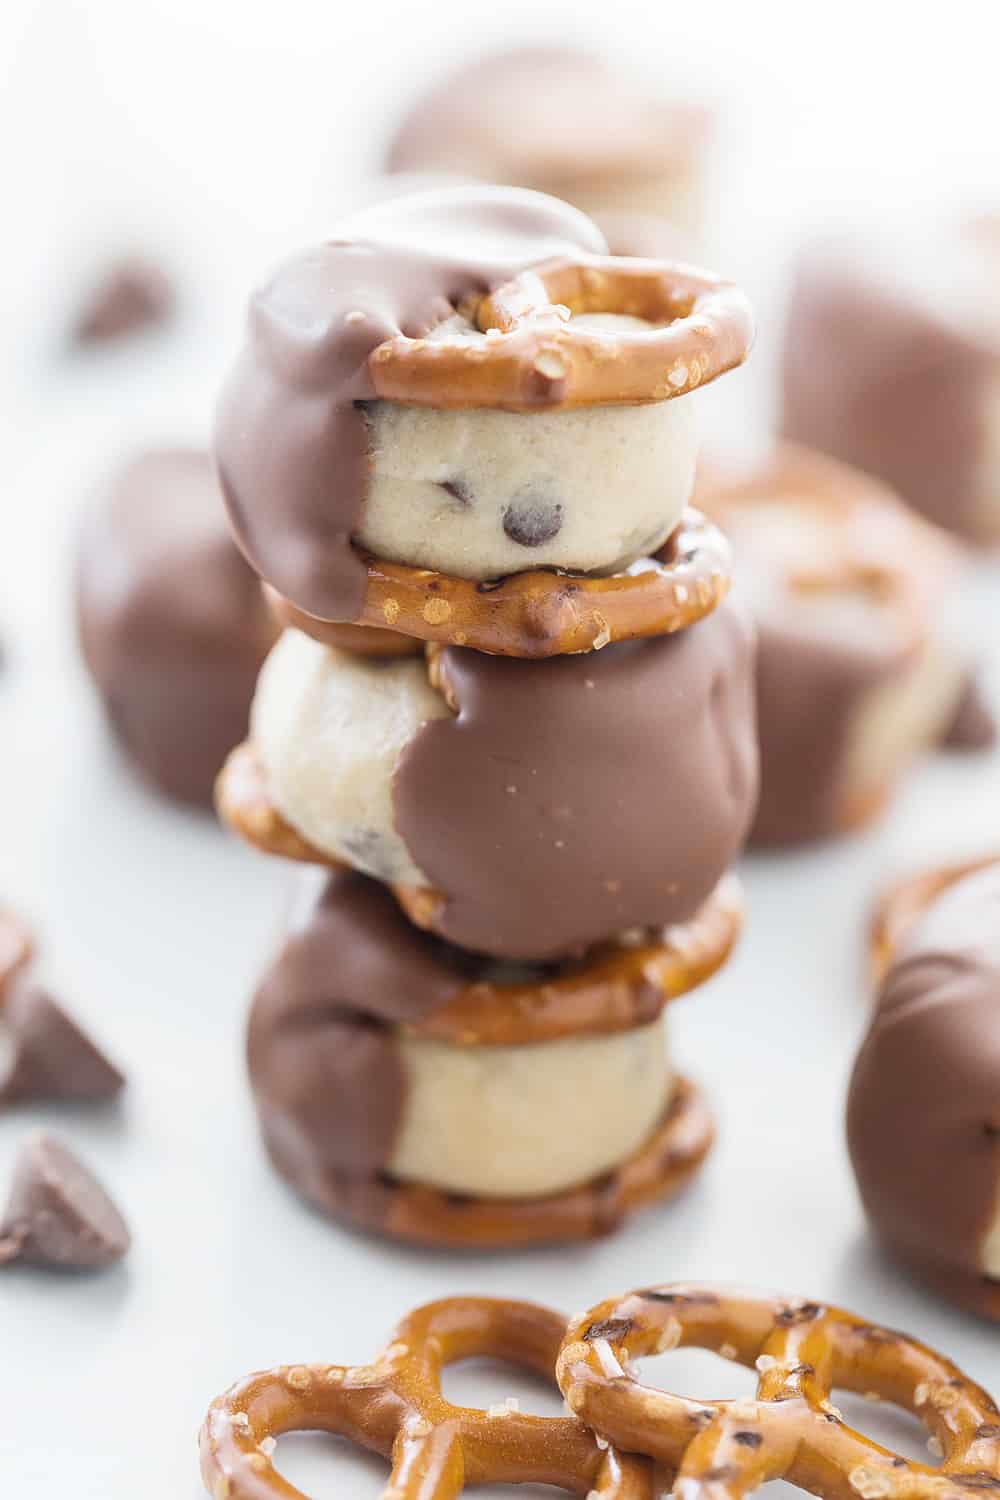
<box><xmin>867</xmin><ymin>853</ymin><xmax>999</xmax><ymax>985</ymax></box>
<box><xmin>262</xmin><ymin>1076</ymin><xmax>712</xmax><ymax>1248</ymax></box>
<box><xmin>368</xmin><ymin>254</ymin><xmax>754</xmax><ymax>411</ymax></box>
<box><xmin>266</xmin><ymin>508</ymin><xmax>732</xmax><ymax>659</ymax></box>
<box><xmin>200</xmin><ymin>1296</ymin><xmax>658</xmax><ymax>1500</ymax></box>
<box><xmin>696</xmin><ymin>443</ymin><xmax>960</xmax><ymax>663</ymax></box>
<box><xmin>215</xmin><ymin>743</ymin><xmax>344</xmax><ymax>867</ymax></box>
<box><xmin>557</xmin><ymin>1284</ymin><xmax>1000</xmax><ymax>1500</ymax></box>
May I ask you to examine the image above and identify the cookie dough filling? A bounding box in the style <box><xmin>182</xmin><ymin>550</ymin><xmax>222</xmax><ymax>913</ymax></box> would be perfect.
<box><xmin>361</xmin><ymin>314</ymin><xmax>698</xmax><ymax>579</ymax></box>
<box><xmin>391</xmin><ymin>1019</ymin><xmax>671</xmax><ymax>1198</ymax></box>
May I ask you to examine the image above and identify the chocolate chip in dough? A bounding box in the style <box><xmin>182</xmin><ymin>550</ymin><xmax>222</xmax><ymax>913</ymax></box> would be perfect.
<box><xmin>439</xmin><ymin>477</ymin><xmax>474</xmax><ymax>506</ymax></box>
<box><xmin>0</xmin><ymin>979</ymin><xmax>125</xmax><ymax>1106</ymax></box>
<box><xmin>502</xmin><ymin>492</ymin><xmax>563</xmax><ymax>547</ymax></box>
<box><xmin>0</xmin><ymin>1134</ymin><xmax>130</xmax><ymax>1269</ymax></box>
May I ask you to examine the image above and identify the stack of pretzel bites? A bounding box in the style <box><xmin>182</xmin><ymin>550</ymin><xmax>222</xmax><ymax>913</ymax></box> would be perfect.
<box><xmin>199</xmin><ymin>1285</ymin><xmax>1000</xmax><ymax>1500</ymax></box>
<box><xmin>213</xmin><ymin>184</ymin><xmax>758</xmax><ymax>1248</ymax></box>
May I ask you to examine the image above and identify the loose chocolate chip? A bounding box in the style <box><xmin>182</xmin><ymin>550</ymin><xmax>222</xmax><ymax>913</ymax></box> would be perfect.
<box><xmin>501</xmin><ymin>493</ymin><xmax>563</xmax><ymax>548</ymax></box>
<box><xmin>583</xmin><ymin>1317</ymin><xmax>632</xmax><ymax>1343</ymax></box>
<box><xmin>0</xmin><ymin>979</ymin><xmax>124</xmax><ymax>1105</ymax></box>
<box><xmin>73</xmin><ymin>256</ymin><xmax>173</xmax><ymax>343</ymax></box>
<box><xmin>439</xmin><ymin>478</ymin><xmax>474</xmax><ymax>506</ymax></box>
<box><xmin>0</xmin><ymin>1134</ymin><xmax>130</xmax><ymax>1269</ymax></box>
<box><xmin>733</xmin><ymin>1431</ymin><xmax>763</xmax><ymax>1449</ymax></box>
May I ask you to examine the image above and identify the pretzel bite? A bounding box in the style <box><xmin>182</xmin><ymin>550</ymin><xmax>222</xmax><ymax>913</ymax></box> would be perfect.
<box><xmin>385</xmin><ymin>47</ymin><xmax>714</xmax><ymax>255</ymax></box>
<box><xmin>696</xmin><ymin>444</ymin><xmax>975</xmax><ymax>846</ymax></box>
<box><xmin>247</xmin><ymin>868</ymin><xmax>736</xmax><ymax>1244</ymax></box>
<box><xmin>781</xmin><ymin>218</ymin><xmax>1000</xmax><ymax>544</ymax></box>
<box><xmin>849</xmin><ymin>857</ymin><xmax>1000</xmax><ymax>1320</ymax></box>
<box><xmin>215</xmin><ymin>185</ymin><xmax>752</xmax><ymax>629</ymax></box>
<box><xmin>77</xmin><ymin>449</ymin><xmax>276</xmax><ymax>806</ymax></box>
<box><xmin>231</xmin><ymin>592</ymin><xmax>757</xmax><ymax>960</ymax></box>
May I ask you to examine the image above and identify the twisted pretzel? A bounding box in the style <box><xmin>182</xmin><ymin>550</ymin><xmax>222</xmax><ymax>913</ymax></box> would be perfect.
<box><xmin>200</xmin><ymin>1296</ymin><xmax>657</xmax><ymax>1500</ymax></box>
<box><xmin>368</xmin><ymin>255</ymin><xmax>754</xmax><ymax>411</ymax></box>
<box><xmin>557</xmin><ymin>1284</ymin><xmax>1000</xmax><ymax>1500</ymax></box>
<box><xmin>267</xmin><ymin>508</ymin><xmax>732</xmax><ymax>659</ymax></box>
<box><xmin>868</xmin><ymin>853</ymin><xmax>1000</xmax><ymax>985</ymax></box>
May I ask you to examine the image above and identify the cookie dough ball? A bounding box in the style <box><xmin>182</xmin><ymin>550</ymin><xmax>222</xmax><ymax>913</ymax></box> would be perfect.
<box><xmin>697</xmin><ymin>445</ymin><xmax>972</xmax><ymax>846</ymax></box>
<box><xmin>359</xmin><ymin>313</ymin><xmax>698</xmax><ymax>579</ymax></box>
<box><xmin>248</xmin><ymin>868</ymin><xmax>673</xmax><ymax>1206</ymax></box>
<box><xmin>847</xmin><ymin>862</ymin><xmax>1000</xmax><ymax>1319</ymax></box>
<box><xmin>77</xmin><ymin>449</ymin><xmax>277</xmax><ymax>807</ymax></box>
<box><xmin>250</xmin><ymin>630</ymin><xmax>449</xmax><ymax>885</ymax></box>
<box><xmin>252</xmin><ymin>594</ymin><xmax>758</xmax><ymax>960</ymax></box>
<box><xmin>386</xmin><ymin>47</ymin><xmax>712</xmax><ymax>256</ymax></box>
<box><xmin>781</xmin><ymin>220</ymin><xmax>1000</xmax><ymax>544</ymax></box>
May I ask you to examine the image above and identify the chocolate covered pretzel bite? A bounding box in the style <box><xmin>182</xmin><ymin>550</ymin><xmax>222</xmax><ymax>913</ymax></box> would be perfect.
<box><xmin>200</xmin><ymin>1296</ymin><xmax>657</xmax><ymax>1499</ymax></box>
<box><xmin>216</xmin><ymin>185</ymin><xmax>752</xmax><ymax>643</ymax></box>
<box><xmin>218</xmin><ymin>593</ymin><xmax>757</xmax><ymax>961</ymax></box>
<box><xmin>696</xmin><ymin>443</ymin><xmax>978</xmax><ymax>845</ymax></box>
<box><xmin>849</xmin><ymin>855</ymin><xmax>1000</xmax><ymax>1320</ymax></box>
<box><xmin>557</xmin><ymin>1283</ymin><xmax>1000</xmax><ymax>1497</ymax></box>
<box><xmin>247</xmin><ymin>867</ymin><xmax>734</xmax><ymax>1247</ymax></box>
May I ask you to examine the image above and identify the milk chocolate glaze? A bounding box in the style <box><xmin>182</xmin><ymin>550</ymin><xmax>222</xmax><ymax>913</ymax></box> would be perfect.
<box><xmin>847</xmin><ymin>864</ymin><xmax>1000</xmax><ymax>1316</ymax></box>
<box><xmin>781</xmin><ymin>240</ymin><xmax>998</xmax><ymax>540</ymax></box>
<box><xmin>215</xmin><ymin>186</ymin><xmax>606</xmax><ymax>622</ymax></box>
<box><xmin>394</xmin><ymin>595</ymin><xmax>758</xmax><ymax>960</ymax></box>
<box><xmin>77</xmin><ymin>449</ymin><xmax>276</xmax><ymax>807</ymax></box>
<box><xmin>248</xmin><ymin>869</ymin><xmax>469</xmax><ymax>1190</ymax></box>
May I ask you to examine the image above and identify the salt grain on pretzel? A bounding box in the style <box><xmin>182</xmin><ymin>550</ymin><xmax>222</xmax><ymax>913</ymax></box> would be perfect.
<box><xmin>849</xmin><ymin>855</ymin><xmax>1000</xmax><ymax>1322</ymax></box>
<box><xmin>200</xmin><ymin>1296</ymin><xmax>657</xmax><ymax>1499</ymax></box>
<box><xmin>556</xmin><ymin>1283</ymin><xmax>1000</xmax><ymax>1498</ymax></box>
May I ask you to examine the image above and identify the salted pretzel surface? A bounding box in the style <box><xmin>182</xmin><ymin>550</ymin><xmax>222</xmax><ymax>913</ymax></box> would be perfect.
<box><xmin>868</xmin><ymin>853</ymin><xmax>1000</xmax><ymax>985</ymax></box>
<box><xmin>557</xmin><ymin>1284</ymin><xmax>1000</xmax><ymax>1500</ymax></box>
<box><xmin>368</xmin><ymin>254</ymin><xmax>754</xmax><ymax>411</ymax></box>
<box><xmin>268</xmin><ymin>508</ymin><xmax>732</xmax><ymax>659</ymax></box>
<box><xmin>200</xmin><ymin>1296</ymin><xmax>657</xmax><ymax>1500</ymax></box>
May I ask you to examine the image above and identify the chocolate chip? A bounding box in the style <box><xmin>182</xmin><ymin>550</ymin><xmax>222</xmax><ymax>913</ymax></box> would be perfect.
<box><xmin>583</xmin><ymin>1317</ymin><xmax>632</xmax><ymax>1343</ymax></box>
<box><xmin>73</xmin><ymin>256</ymin><xmax>173</xmax><ymax>344</ymax></box>
<box><xmin>439</xmin><ymin>478</ymin><xmax>474</xmax><ymax>506</ymax></box>
<box><xmin>501</xmin><ymin>493</ymin><xmax>563</xmax><ymax>548</ymax></box>
<box><xmin>0</xmin><ymin>978</ymin><xmax>125</xmax><ymax>1105</ymax></box>
<box><xmin>733</xmin><ymin>1432</ymin><xmax>763</xmax><ymax>1449</ymax></box>
<box><xmin>0</xmin><ymin>1134</ymin><xmax>130</xmax><ymax>1269</ymax></box>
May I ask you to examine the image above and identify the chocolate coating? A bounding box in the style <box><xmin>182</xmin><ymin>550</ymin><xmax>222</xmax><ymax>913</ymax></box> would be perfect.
<box><xmin>77</xmin><ymin>448</ymin><xmax>276</xmax><ymax>807</ymax></box>
<box><xmin>0</xmin><ymin>1135</ymin><xmax>130</xmax><ymax>1270</ymax></box>
<box><xmin>214</xmin><ymin>185</ymin><xmax>605</xmax><ymax>622</ymax></box>
<box><xmin>248</xmin><ymin>869</ymin><xmax>466</xmax><ymax>1190</ymax></box>
<box><xmin>781</xmin><ymin>229</ymin><xmax>1000</xmax><ymax>541</ymax></box>
<box><xmin>386</xmin><ymin>47</ymin><xmax>710</xmax><ymax>196</ymax></box>
<box><xmin>394</xmin><ymin>595</ymin><xmax>758</xmax><ymax>960</ymax></box>
<box><xmin>0</xmin><ymin>979</ymin><xmax>124</xmax><ymax>1105</ymax></box>
<box><xmin>847</xmin><ymin>863</ymin><xmax>1000</xmax><ymax>1319</ymax></box>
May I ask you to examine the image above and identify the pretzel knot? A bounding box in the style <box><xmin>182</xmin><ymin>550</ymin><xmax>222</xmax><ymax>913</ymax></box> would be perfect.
<box><xmin>556</xmin><ymin>1284</ymin><xmax>1000</xmax><ymax>1500</ymax></box>
<box><xmin>369</xmin><ymin>255</ymin><xmax>754</xmax><ymax>410</ymax></box>
<box><xmin>201</xmin><ymin>1297</ymin><xmax>657</xmax><ymax>1500</ymax></box>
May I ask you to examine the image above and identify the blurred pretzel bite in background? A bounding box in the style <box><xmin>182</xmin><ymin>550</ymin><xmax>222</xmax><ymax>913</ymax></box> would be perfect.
<box><xmin>385</xmin><ymin>46</ymin><xmax>714</xmax><ymax>257</ymax></box>
<box><xmin>782</xmin><ymin>216</ymin><xmax>1000</xmax><ymax>545</ymax></box>
<box><xmin>696</xmin><ymin>443</ymin><xmax>992</xmax><ymax>846</ymax></box>
<box><xmin>850</xmin><ymin>855</ymin><xmax>1000</xmax><ymax>1322</ymax></box>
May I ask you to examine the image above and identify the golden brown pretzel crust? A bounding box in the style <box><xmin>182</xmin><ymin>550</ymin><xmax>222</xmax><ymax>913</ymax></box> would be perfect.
<box><xmin>200</xmin><ymin>1297</ymin><xmax>657</xmax><ymax>1500</ymax></box>
<box><xmin>557</xmin><ymin>1284</ymin><xmax>1000</xmax><ymax>1500</ymax></box>
<box><xmin>867</xmin><ymin>853</ymin><xmax>1000</xmax><ymax>985</ymax></box>
<box><xmin>263</xmin><ymin>1078</ymin><xmax>712</xmax><ymax>1249</ymax></box>
<box><xmin>369</xmin><ymin>255</ymin><xmax>753</xmax><ymax>410</ymax></box>
<box><xmin>215</xmin><ymin>743</ymin><xmax>344</xmax><ymax>868</ymax></box>
<box><xmin>268</xmin><ymin>509</ymin><xmax>732</xmax><ymax>659</ymax></box>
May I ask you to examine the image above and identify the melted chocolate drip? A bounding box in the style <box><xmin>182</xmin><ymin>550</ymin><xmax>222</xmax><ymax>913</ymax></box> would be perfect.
<box><xmin>214</xmin><ymin>186</ymin><xmax>605</xmax><ymax>621</ymax></box>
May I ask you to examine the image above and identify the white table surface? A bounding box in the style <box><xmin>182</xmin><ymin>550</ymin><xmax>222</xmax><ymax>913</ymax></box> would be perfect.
<box><xmin>2</xmin><ymin>1</ymin><xmax>999</xmax><ymax>1493</ymax></box>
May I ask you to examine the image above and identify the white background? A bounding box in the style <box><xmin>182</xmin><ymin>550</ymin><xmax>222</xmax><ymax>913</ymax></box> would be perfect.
<box><xmin>1</xmin><ymin>1</ymin><xmax>999</xmax><ymax>1494</ymax></box>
